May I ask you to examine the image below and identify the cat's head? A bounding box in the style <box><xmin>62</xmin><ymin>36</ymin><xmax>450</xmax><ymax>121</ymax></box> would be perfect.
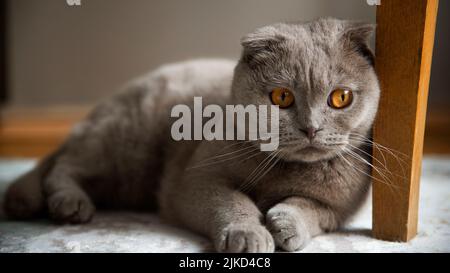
<box><xmin>231</xmin><ymin>18</ymin><xmax>380</xmax><ymax>163</ymax></box>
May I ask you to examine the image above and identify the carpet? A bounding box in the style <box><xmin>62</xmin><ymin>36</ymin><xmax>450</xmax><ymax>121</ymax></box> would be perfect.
<box><xmin>0</xmin><ymin>157</ymin><xmax>449</xmax><ymax>253</ymax></box>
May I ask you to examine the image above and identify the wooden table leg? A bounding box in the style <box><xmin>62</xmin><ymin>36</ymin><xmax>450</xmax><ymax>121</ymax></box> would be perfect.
<box><xmin>373</xmin><ymin>0</ymin><xmax>439</xmax><ymax>241</ymax></box>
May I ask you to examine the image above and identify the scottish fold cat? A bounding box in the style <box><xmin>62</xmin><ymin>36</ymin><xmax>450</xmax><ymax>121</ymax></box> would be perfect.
<box><xmin>4</xmin><ymin>18</ymin><xmax>380</xmax><ymax>252</ymax></box>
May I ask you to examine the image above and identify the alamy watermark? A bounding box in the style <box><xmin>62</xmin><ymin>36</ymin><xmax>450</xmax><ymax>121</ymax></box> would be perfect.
<box><xmin>66</xmin><ymin>0</ymin><xmax>81</xmax><ymax>6</ymax></box>
<box><xmin>366</xmin><ymin>0</ymin><xmax>381</xmax><ymax>6</ymax></box>
<box><xmin>170</xmin><ymin>97</ymin><xmax>280</xmax><ymax>151</ymax></box>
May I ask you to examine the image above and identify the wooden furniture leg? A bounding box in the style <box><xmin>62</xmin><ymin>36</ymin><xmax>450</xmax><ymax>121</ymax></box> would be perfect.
<box><xmin>373</xmin><ymin>0</ymin><xmax>439</xmax><ymax>241</ymax></box>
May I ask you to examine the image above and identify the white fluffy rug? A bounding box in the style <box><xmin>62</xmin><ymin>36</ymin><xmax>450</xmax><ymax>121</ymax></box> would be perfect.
<box><xmin>0</xmin><ymin>157</ymin><xmax>449</xmax><ymax>253</ymax></box>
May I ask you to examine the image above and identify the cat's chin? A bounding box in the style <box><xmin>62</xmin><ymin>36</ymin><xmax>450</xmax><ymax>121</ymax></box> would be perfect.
<box><xmin>281</xmin><ymin>145</ymin><xmax>339</xmax><ymax>163</ymax></box>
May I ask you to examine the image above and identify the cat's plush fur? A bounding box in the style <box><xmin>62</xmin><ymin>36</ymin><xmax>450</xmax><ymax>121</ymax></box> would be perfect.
<box><xmin>4</xmin><ymin>18</ymin><xmax>380</xmax><ymax>252</ymax></box>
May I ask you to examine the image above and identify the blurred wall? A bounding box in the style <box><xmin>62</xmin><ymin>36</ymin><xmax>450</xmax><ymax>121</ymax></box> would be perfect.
<box><xmin>6</xmin><ymin>0</ymin><xmax>376</xmax><ymax>107</ymax></box>
<box><xmin>428</xmin><ymin>0</ymin><xmax>450</xmax><ymax>112</ymax></box>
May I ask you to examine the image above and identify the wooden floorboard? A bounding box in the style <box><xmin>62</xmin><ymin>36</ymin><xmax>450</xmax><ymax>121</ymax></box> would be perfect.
<box><xmin>0</xmin><ymin>106</ymin><xmax>90</xmax><ymax>157</ymax></box>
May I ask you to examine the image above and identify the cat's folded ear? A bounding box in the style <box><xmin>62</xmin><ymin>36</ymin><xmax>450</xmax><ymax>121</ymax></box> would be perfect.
<box><xmin>241</xmin><ymin>26</ymin><xmax>286</xmax><ymax>52</ymax></box>
<box><xmin>240</xmin><ymin>26</ymin><xmax>286</xmax><ymax>66</ymax></box>
<box><xmin>341</xmin><ymin>22</ymin><xmax>376</xmax><ymax>66</ymax></box>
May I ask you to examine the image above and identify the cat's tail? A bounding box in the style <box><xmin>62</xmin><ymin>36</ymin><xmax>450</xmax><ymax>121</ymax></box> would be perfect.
<box><xmin>3</xmin><ymin>148</ymin><xmax>62</xmax><ymax>219</ymax></box>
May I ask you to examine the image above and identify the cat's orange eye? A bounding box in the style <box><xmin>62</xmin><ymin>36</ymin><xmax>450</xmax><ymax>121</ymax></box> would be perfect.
<box><xmin>270</xmin><ymin>87</ymin><xmax>295</xmax><ymax>108</ymax></box>
<box><xmin>328</xmin><ymin>89</ymin><xmax>353</xmax><ymax>109</ymax></box>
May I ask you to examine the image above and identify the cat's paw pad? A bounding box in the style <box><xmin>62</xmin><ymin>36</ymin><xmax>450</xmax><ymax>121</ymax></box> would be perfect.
<box><xmin>266</xmin><ymin>207</ymin><xmax>310</xmax><ymax>252</ymax></box>
<box><xmin>48</xmin><ymin>191</ymin><xmax>95</xmax><ymax>224</ymax></box>
<box><xmin>216</xmin><ymin>223</ymin><xmax>275</xmax><ymax>253</ymax></box>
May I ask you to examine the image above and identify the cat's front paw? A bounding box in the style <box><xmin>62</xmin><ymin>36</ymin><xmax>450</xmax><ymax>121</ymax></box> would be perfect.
<box><xmin>266</xmin><ymin>205</ymin><xmax>310</xmax><ymax>252</ymax></box>
<box><xmin>216</xmin><ymin>223</ymin><xmax>275</xmax><ymax>253</ymax></box>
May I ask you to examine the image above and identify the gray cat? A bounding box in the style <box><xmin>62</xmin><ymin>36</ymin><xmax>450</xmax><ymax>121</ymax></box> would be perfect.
<box><xmin>4</xmin><ymin>18</ymin><xmax>380</xmax><ymax>252</ymax></box>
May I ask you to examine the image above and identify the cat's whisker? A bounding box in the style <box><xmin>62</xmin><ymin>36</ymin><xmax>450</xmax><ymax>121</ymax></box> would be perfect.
<box><xmin>371</xmin><ymin>141</ymin><xmax>388</xmax><ymax>169</ymax></box>
<box><xmin>342</xmin><ymin>147</ymin><xmax>400</xmax><ymax>186</ymax></box>
<box><xmin>188</xmin><ymin>133</ymin><xmax>283</xmax><ymax>171</ymax></box>
<box><xmin>351</xmin><ymin>133</ymin><xmax>407</xmax><ymax>153</ymax></box>
<box><xmin>350</xmin><ymin>133</ymin><xmax>409</xmax><ymax>159</ymax></box>
<box><xmin>337</xmin><ymin>152</ymin><xmax>400</xmax><ymax>201</ymax></box>
<box><xmin>346</xmin><ymin>143</ymin><xmax>406</xmax><ymax>180</ymax></box>
<box><xmin>350</xmin><ymin>140</ymin><xmax>406</xmax><ymax>181</ymax></box>
<box><xmin>187</xmin><ymin>146</ymin><xmax>260</xmax><ymax>170</ymax></box>
<box><xmin>350</xmin><ymin>139</ymin><xmax>401</xmax><ymax>171</ymax></box>
<box><xmin>338</xmin><ymin>149</ymin><xmax>402</xmax><ymax>195</ymax></box>
<box><xmin>338</xmin><ymin>151</ymin><xmax>399</xmax><ymax>200</ymax></box>
<box><xmin>241</xmin><ymin>151</ymin><xmax>276</xmax><ymax>187</ymax></box>
<box><xmin>195</xmin><ymin>143</ymin><xmax>257</xmax><ymax>164</ymax></box>
<box><xmin>347</xmin><ymin>142</ymin><xmax>389</xmax><ymax>173</ymax></box>
<box><xmin>342</xmin><ymin>147</ymin><xmax>390</xmax><ymax>182</ymax></box>
<box><xmin>243</xmin><ymin>155</ymin><xmax>282</xmax><ymax>193</ymax></box>
<box><xmin>219</xmin><ymin>140</ymin><xmax>254</xmax><ymax>151</ymax></box>
<box><xmin>188</xmin><ymin>150</ymin><xmax>260</xmax><ymax>170</ymax></box>
<box><xmin>249</xmin><ymin>149</ymin><xmax>284</xmax><ymax>185</ymax></box>
<box><xmin>349</xmin><ymin>137</ymin><xmax>408</xmax><ymax>180</ymax></box>
<box><xmin>240</xmin><ymin>151</ymin><xmax>277</xmax><ymax>192</ymax></box>
<box><xmin>241</xmin><ymin>150</ymin><xmax>282</xmax><ymax>193</ymax></box>
<box><xmin>237</xmin><ymin>149</ymin><xmax>264</xmax><ymax>164</ymax></box>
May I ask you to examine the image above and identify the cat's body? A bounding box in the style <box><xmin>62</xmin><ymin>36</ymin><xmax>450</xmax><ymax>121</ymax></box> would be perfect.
<box><xmin>4</xmin><ymin>18</ymin><xmax>380</xmax><ymax>252</ymax></box>
<box><xmin>4</xmin><ymin>58</ymin><xmax>235</xmax><ymax>215</ymax></box>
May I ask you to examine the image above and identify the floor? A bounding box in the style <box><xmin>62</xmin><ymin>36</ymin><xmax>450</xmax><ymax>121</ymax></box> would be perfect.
<box><xmin>0</xmin><ymin>157</ymin><xmax>449</xmax><ymax>253</ymax></box>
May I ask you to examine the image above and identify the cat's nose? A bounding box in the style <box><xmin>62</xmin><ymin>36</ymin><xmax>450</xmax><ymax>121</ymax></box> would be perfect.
<box><xmin>300</xmin><ymin>127</ymin><xmax>322</xmax><ymax>140</ymax></box>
